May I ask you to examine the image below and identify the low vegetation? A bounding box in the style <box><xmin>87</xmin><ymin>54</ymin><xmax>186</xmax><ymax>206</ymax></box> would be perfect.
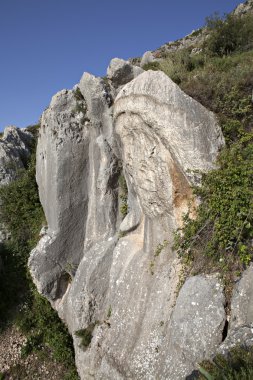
<box><xmin>75</xmin><ymin>322</ymin><xmax>97</xmax><ymax>350</ymax></box>
<box><xmin>0</xmin><ymin>126</ymin><xmax>79</xmax><ymax>379</ymax></box>
<box><xmin>119</xmin><ymin>173</ymin><xmax>128</xmax><ymax>218</ymax></box>
<box><xmin>144</xmin><ymin>10</ymin><xmax>253</xmax><ymax>375</ymax></box>
<box><xmin>197</xmin><ymin>345</ymin><xmax>253</xmax><ymax>380</ymax></box>
<box><xmin>143</xmin><ymin>11</ymin><xmax>253</xmax><ymax>274</ymax></box>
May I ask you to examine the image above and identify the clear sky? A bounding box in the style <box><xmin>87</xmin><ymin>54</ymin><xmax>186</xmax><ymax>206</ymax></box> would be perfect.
<box><xmin>0</xmin><ymin>0</ymin><xmax>241</xmax><ymax>131</ymax></box>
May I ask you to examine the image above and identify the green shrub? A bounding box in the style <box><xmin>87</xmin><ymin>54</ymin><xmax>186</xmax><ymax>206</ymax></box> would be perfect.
<box><xmin>0</xmin><ymin>134</ymin><xmax>79</xmax><ymax>378</ymax></box>
<box><xmin>142</xmin><ymin>61</ymin><xmax>160</xmax><ymax>71</ymax></box>
<box><xmin>198</xmin><ymin>345</ymin><xmax>253</xmax><ymax>380</ymax></box>
<box><xmin>73</xmin><ymin>87</ymin><xmax>84</xmax><ymax>101</ymax></box>
<box><xmin>75</xmin><ymin>322</ymin><xmax>97</xmax><ymax>350</ymax></box>
<box><xmin>17</xmin><ymin>290</ymin><xmax>77</xmax><ymax>364</ymax></box>
<box><xmin>174</xmin><ymin>133</ymin><xmax>253</xmax><ymax>268</ymax></box>
<box><xmin>0</xmin><ymin>149</ymin><xmax>44</xmax><ymax>327</ymax></box>
<box><xmin>119</xmin><ymin>174</ymin><xmax>128</xmax><ymax>218</ymax></box>
<box><xmin>205</xmin><ymin>13</ymin><xmax>253</xmax><ymax>56</ymax></box>
<box><xmin>0</xmin><ymin>153</ymin><xmax>44</xmax><ymax>266</ymax></box>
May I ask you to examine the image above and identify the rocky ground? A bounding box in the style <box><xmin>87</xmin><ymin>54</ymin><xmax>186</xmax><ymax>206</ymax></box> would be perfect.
<box><xmin>0</xmin><ymin>325</ymin><xmax>67</xmax><ymax>380</ymax></box>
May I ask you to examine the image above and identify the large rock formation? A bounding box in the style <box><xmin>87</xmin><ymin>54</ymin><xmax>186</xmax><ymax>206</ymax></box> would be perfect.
<box><xmin>29</xmin><ymin>59</ymin><xmax>226</xmax><ymax>379</ymax></box>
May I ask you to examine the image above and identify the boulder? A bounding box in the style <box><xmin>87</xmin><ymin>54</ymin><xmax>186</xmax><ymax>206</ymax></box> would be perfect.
<box><xmin>107</xmin><ymin>58</ymin><xmax>143</xmax><ymax>88</ymax></box>
<box><xmin>159</xmin><ymin>275</ymin><xmax>225</xmax><ymax>379</ymax></box>
<box><xmin>219</xmin><ymin>264</ymin><xmax>253</xmax><ymax>354</ymax></box>
<box><xmin>29</xmin><ymin>69</ymin><xmax>225</xmax><ymax>379</ymax></box>
<box><xmin>140</xmin><ymin>51</ymin><xmax>155</xmax><ymax>67</ymax></box>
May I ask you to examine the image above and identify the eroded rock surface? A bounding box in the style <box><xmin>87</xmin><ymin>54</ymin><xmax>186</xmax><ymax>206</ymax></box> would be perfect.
<box><xmin>29</xmin><ymin>67</ymin><xmax>225</xmax><ymax>379</ymax></box>
<box><xmin>219</xmin><ymin>264</ymin><xmax>253</xmax><ymax>354</ymax></box>
<box><xmin>107</xmin><ymin>58</ymin><xmax>143</xmax><ymax>89</ymax></box>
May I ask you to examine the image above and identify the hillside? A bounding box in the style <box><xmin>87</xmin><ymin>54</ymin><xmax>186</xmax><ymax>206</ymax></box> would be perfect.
<box><xmin>1</xmin><ymin>1</ymin><xmax>253</xmax><ymax>379</ymax></box>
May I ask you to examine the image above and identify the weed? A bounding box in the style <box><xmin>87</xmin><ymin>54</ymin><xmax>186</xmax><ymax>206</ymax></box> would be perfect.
<box><xmin>107</xmin><ymin>305</ymin><xmax>112</xmax><ymax>318</ymax></box>
<box><xmin>118</xmin><ymin>230</ymin><xmax>127</xmax><ymax>239</ymax></box>
<box><xmin>142</xmin><ymin>61</ymin><xmax>161</xmax><ymax>71</ymax></box>
<box><xmin>174</xmin><ymin>134</ymin><xmax>253</xmax><ymax>267</ymax></box>
<box><xmin>149</xmin><ymin>240</ymin><xmax>169</xmax><ymax>274</ymax></box>
<box><xmin>149</xmin><ymin>260</ymin><xmax>155</xmax><ymax>275</ymax></box>
<box><xmin>119</xmin><ymin>173</ymin><xmax>128</xmax><ymax>218</ymax></box>
<box><xmin>73</xmin><ymin>87</ymin><xmax>84</xmax><ymax>101</ymax></box>
<box><xmin>154</xmin><ymin>240</ymin><xmax>168</xmax><ymax>257</ymax></box>
<box><xmin>75</xmin><ymin>322</ymin><xmax>98</xmax><ymax>350</ymax></box>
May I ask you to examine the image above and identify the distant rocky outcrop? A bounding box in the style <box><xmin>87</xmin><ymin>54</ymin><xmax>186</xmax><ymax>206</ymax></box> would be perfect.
<box><xmin>0</xmin><ymin>126</ymin><xmax>33</xmax><ymax>186</ymax></box>
<box><xmin>234</xmin><ymin>0</ymin><xmax>253</xmax><ymax>15</ymax></box>
<box><xmin>137</xmin><ymin>0</ymin><xmax>253</xmax><ymax>63</ymax></box>
<box><xmin>29</xmin><ymin>57</ymin><xmax>227</xmax><ymax>379</ymax></box>
<box><xmin>0</xmin><ymin>126</ymin><xmax>33</xmax><ymax>243</ymax></box>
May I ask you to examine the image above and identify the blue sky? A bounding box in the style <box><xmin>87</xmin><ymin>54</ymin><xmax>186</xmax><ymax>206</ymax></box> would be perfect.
<box><xmin>0</xmin><ymin>0</ymin><xmax>241</xmax><ymax>131</ymax></box>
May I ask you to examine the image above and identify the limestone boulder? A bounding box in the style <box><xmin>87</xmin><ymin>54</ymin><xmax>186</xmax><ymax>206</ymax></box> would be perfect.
<box><xmin>160</xmin><ymin>275</ymin><xmax>225</xmax><ymax>379</ymax></box>
<box><xmin>29</xmin><ymin>69</ymin><xmax>225</xmax><ymax>379</ymax></box>
<box><xmin>140</xmin><ymin>51</ymin><xmax>155</xmax><ymax>67</ymax></box>
<box><xmin>107</xmin><ymin>58</ymin><xmax>143</xmax><ymax>88</ymax></box>
<box><xmin>29</xmin><ymin>76</ymin><xmax>119</xmax><ymax>300</ymax></box>
<box><xmin>219</xmin><ymin>264</ymin><xmax>253</xmax><ymax>354</ymax></box>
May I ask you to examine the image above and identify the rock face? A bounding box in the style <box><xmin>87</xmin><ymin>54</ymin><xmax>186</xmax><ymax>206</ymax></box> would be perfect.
<box><xmin>0</xmin><ymin>126</ymin><xmax>33</xmax><ymax>243</ymax></box>
<box><xmin>219</xmin><ymin>264</ymin><xmax>253</xmax><ymax>354</ymax></box>
<box><xmin>234</xmin><ymin>0</ymin><xmax>253</xmax><ymax>15</ymax></box>
<box><xmin>0</xmin><ymin>125</ymin><xmax>33</xmax><ymax>186</ymax></box>
<box><xmin>140</xmin><ymin>51</ymin><xmax>155</xmax><ymax>68</ymax></box>
<box><xmin>29</xmin><ymin>63</ymin><xmax>226</xmax><ymax>380</ymax></box>
<box><xmin>107</xmin><ymin>58</ymin><xmax>143</xmax><ymax>89</ymax></box>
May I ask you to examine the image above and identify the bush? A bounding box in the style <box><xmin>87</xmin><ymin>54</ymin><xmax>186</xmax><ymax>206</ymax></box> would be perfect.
<box><xmin>174</xmin><ymin>133</ymin><xmax>253</xmax><ymax>270</ymax></box>
<box><xmin>119</xmin><ymin>174</ymin><xmax>128</xmax><ymax>218</ymax></box>
<box><xmin>18</xmin><ymin>290</ymin><xmax>76</xmax><ymax>364</ymax></box>
<box><xmin>0</xmin><ymin>155</ymin><xmax>44</xmax><ymax>265</ymax></box>
<box><xmin>0</xmin><ymin>136</ymin><xmax>79</xmax><ymax>378</ymax></box>
<box><xmin>198</xmin><ymin>345</ymin><xmax>253</xmax><ymax>380</ymax></box>
<box><xmin>75</xmin><ymin>323</ymin><xmax>97</xmax><ymax>350</ymax></box>
<box><xmin>205</xmin><ymin>13</ymin><xmax>253</xmax><ymax>56</ymax></box>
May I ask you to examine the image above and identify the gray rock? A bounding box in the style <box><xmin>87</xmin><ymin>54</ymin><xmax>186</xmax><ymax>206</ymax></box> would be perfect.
<box><xmin>0</xmin><ymin>125</ymin><xmax>33</xmax><ymax>186</ymax></box>
<box><xmin>159</xmin><ymin>275</ymin><xmax>225</xmax><ymax>379</ymax></box>
<box><xmin>114</xmin><ymin>70</ymin><xmax>224</xmax><ymax>222</ymax></box>
<box><xmin>107</xmin><ymin>58</ymin><xmax>143</xmax><ymax>88</ymax></box>
<box><xmin>219</xmin><ymin>325</ymin><xmax>253</xmax><ymax>355</ymax></box>
<box><xmin>29</xmin><ymin>88</ymin><xmax>92</xmax><ymax>299</ymax></box>
<box><xmin>219</xmin><ymin>264</ymin><xmax>253</xmax><ymax>354</ymax></box>
<box><xmin>29</xmin><ymin>77</ymin><xmax>119</xmax><ymax>300</ymax></box>
<box><xmin>234</xmin><ymin>0</ymin><xmax>253</xmax><ymax>15</ymax></box>
<box><xmin>30</xmin><ymin>68</ymin><xmax>225</xmax><ymax>379</ymax></box>
<box><xmin>140</xmin><ymin>51</ymin><xmax>155</xmax><ymax>68</ymax></box>
<box><xmin>230</xmin><ymin>264</ymin><xmax>253</xmax><ymax>329</ymax></box>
